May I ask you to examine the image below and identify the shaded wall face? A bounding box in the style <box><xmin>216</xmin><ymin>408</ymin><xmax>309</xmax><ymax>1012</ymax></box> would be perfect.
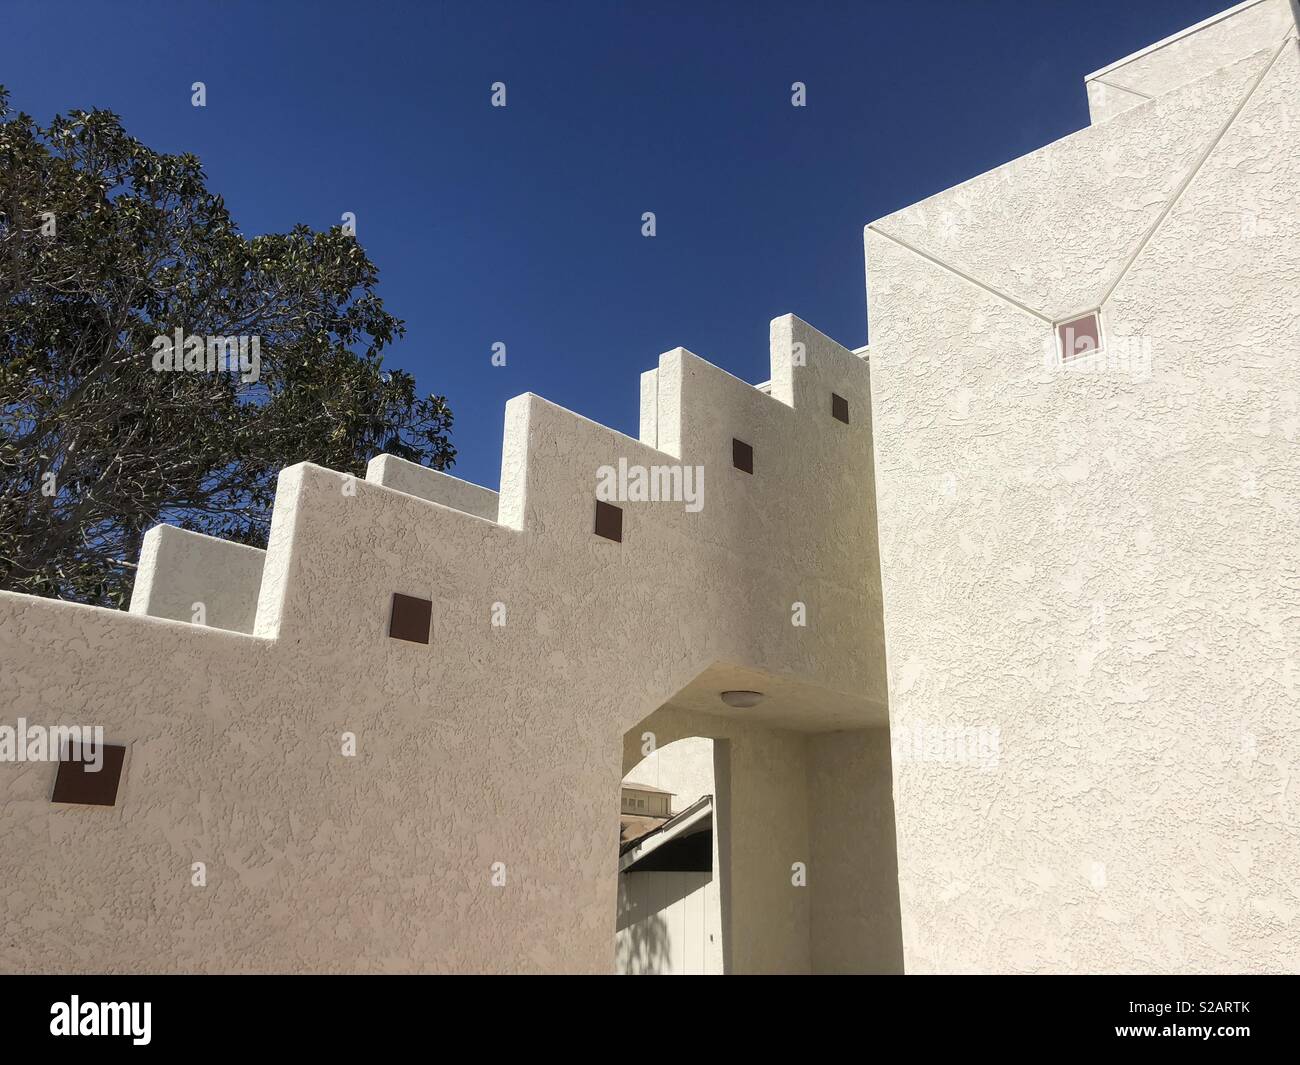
<box><xmin>866</xmin><ymin>34</ymin><xmax>1300</xmax><ymax>971</ymax></box>
<box><xmin>808</xmin><ymin>728</ymin><xmax>903</xmax><ymax>974</ymax></box>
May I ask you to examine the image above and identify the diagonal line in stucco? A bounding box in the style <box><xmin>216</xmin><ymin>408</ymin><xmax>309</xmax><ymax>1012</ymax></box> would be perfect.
<box><xmin>1090</xmin><ymin>77</ymin><xmax>1155</xmax><ymax>101</ymax></box>
<box><xmin>864</xmin><ymin>224</ymin><xmax>1053</xmax><ymax>325</ymax></box>
<box><xmin>867</xmin><ymin>41</ymin><xmax>1284</xmax><ymax>330</ymax></box>
<box><xmin>1098</xmin><ymin>30</ymin><xmax>1296</xmax><ymax>309</ymax></box>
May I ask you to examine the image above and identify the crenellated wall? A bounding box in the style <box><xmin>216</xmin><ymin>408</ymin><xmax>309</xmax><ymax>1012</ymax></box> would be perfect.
<box><xmin>129</xmin><ymin>525</ymin><xmax>265</xmax><ymax>635</ymax></box>
<box><xmin>0</xmin><ymin>314</ymin><xmax>890</xmax><ymax>973</ymax></box>
<box><xmin>2</xmin><ymin>1</ymin><xmax>1286</xmax><ymax>976</ymax></box>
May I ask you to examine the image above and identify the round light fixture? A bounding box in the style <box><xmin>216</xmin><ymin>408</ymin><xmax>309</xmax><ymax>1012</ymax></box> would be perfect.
<box><xmin>720</xmin><ymin>690</ymin><xmax>765</xmax><ymax>709</ymax></box>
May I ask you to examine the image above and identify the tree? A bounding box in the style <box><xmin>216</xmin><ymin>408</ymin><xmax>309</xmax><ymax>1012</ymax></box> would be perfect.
<box><xmin>0</xmin><ymin>87</ymin><xmax>455</xmax><ymax>608</ymax></box>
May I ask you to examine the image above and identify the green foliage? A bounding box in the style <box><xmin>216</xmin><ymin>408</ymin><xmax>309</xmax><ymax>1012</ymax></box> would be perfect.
<box><xmin>0</xmin><ymin>86</ymin><xmax>455</xmax><ymax>607</ymax></box>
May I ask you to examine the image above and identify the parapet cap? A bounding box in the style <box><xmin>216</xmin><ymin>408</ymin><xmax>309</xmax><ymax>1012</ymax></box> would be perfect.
<box><xmin>1084</xmin><ymin>0</ymin><xmax>1298</xmax><ymax>123</ymax></box>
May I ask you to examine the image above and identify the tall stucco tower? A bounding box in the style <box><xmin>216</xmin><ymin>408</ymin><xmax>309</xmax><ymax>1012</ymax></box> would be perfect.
<box><xmin>866</xmin><ymin>0</ymin><xmax>1300</xmax><ymax>972</ymax></box>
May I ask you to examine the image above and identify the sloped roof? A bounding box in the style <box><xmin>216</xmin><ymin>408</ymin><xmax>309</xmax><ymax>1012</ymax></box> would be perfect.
<box><xmin>621</xmin><ymin>781</ymin><xmax>674</xmax><ymax>796</ymax></box>
<box><xmin>620</xmin><ymin>812</ymin><xmax>669</xmax><ymax>847</ymax></box>
<box><xmin>619</xmin><ymin>794</ymin><xmax>713</xmax><ymax>870</ymax></box>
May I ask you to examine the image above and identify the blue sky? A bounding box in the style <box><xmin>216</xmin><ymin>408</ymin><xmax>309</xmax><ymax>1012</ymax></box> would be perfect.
<box><xmin>2</xmin><ymin>0</ymin><xmax>1227</xmax><ymax>489</ymax></box>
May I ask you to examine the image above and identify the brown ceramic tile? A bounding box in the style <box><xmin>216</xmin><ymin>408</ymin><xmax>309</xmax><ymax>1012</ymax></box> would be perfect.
<box><xmin>1057</xmin><ymin>312</ymin><xmax>1102</xmax><ymax>361</ymax></box>
<box><xmin>832</xmin><ymin>393</ymin><xmax>850</xmax><ymax>424</ymax></box>
<box><xmin>594</xmin><ymin>499</ymin><xmax>623</xmax><ymax>542</ymax></box>
<box><xmin>389</xmin><ymin>592</ymin><xmax>432</xmax><ymax>644</ymax></box>
<box><xmin>732</xmin><ymin>438</ymin><xmax>754</xmax><ymax>474</ymax></box>
<box><xmin>51</xmin><ymin>743</ymin><xmax>126</xmax><ymax>806</ymax></box>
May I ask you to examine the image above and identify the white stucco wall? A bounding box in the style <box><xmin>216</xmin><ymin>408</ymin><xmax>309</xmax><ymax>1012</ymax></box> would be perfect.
<box><xmin>365</xmin><ymin>453</ymin><xmax>499</xmax><ymax>522</ymax></box>
<box><xmin>3</xmin><ymin>1</ymin><xmax>1281</xmax><ymax>978</ymax></box>
<box><xmin>808</xmin><ymin>729</ymin><xmax>904</xmax><ymax>974</ymax></box>
<box><xmin>624</xmin><ymin>736</ymin><xmax>715</xmax><ymax>810</ymax></box>
<box><xmin>1085</xmin><ymin>0</ymin><xmax>1298</xmax><ymax>123</ymax></box>
<box><xmin>0</xmin><ymin>314</ymin><xmax>886</xmax><ymax>973</ymax></box>
<box><xmin>868</xmin><ymin>17</ymin><xmax>1300</xmax><ymax>972</ymax></box>
<box><xmin>129</xmin><ymin>524</ymin><xmax>265</xmax><ymax>634</ymax></box>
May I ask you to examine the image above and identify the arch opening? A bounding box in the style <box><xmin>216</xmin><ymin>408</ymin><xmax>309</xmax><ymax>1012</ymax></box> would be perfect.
<box><xmin>612</xmin><ymin>662</ymin><xmax>904</xmax><ymax>974</ymax></box>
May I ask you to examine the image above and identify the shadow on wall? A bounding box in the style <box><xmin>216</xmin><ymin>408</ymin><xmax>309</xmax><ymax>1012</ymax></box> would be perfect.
<box><xmin>616</xmin><ymin>733</ymin><xmax>727</xmax><ymax>975</ymax></box>
<box><xmin>613</xmin><ymin>910</ymin><xmax>670</xmax><ymax>972</ymax></box>
<box><xmin>615</xmin><ymin>909</ymin><xmax>672</xmax><ymax>975</ymax></box>
<box><xmin>615</xmin><ymin>866</ymin><xmax>723</xmax><ymax>975</ymax></box>
<box><xmin>808</xmin><ymin>727</ymin><xmax>905</xmax><ymax>974</ymax></box>
<box><xmin>616</xmin><ymin>869</ymin><xmax>720</xmax><ymax>974</ymax></box>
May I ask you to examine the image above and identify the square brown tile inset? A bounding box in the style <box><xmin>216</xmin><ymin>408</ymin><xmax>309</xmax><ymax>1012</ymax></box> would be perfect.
<box><xmin>831</xmin><ymin>393</ymin><xmax>850</xmax><ymax>424</ymax></box>
<box><xmin>52</xmin><ymin>743</ymin><xmax>126</xmax><ymax>806</ymax></box>
<box><xmin>389</xmin><ymin>592</ymin><xmax>432</xmax><ymax>644</ymax></box>
<box><xmin>1056</xmin><ymin>311</ymin><xmax>1102</xmax><ymax>361</ymax></box>
<box><xmin>732</xmin><ymin>438</ymin><xmax>754</xmax><ymax>474</ymax></box>
<box><xmin>594</xmin><ymin>499</ymin><xmax>623</xmax><ymax>542</ymax></box>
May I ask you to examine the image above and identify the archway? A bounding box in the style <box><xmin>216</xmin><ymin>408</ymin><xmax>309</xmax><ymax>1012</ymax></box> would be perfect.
<box><xmin>616</xmin><ymin>735</ymin><xmax>727</xmax><ymax>974</ymax></box>
<box><xmin>612</xmin><ymin>662</ymin><xmax>904</xmax><ymax>974</ymax></box>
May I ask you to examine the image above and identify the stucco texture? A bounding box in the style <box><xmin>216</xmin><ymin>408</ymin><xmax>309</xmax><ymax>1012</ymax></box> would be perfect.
<box><xmin>129</xmin><ymin>525</ymin><xmax>266</xmax><ymax>634</ymax></box>
<box><xmin>867</xmin><ymin>26</ymin><xmax>1300</xmax><ymax>972</ymax></box>
<box><xmin>1086</xmin><ymin>0</ymin><xmax>1298</xmax><ymax>122</ymax></box>
<box><xmin>0</xmin><ymin>315</ymin><xmax>890</xmax><ymax>973</ymax></box>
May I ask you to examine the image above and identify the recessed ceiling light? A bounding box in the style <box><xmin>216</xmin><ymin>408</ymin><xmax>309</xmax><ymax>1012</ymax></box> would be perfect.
<box><xmin>720</xmin><ymin>690</ymin><xmax>764</xmax><ymax>708</ymax></box>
